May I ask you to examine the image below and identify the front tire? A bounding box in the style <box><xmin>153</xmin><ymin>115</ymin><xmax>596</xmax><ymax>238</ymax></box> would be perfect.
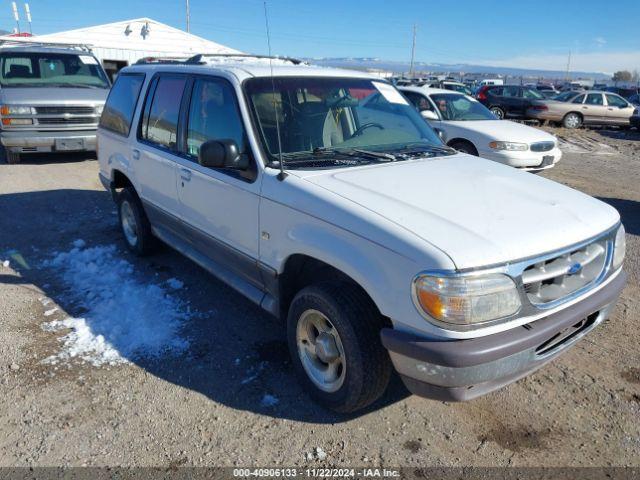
<box><xmin>287</xmin><ymin>282</ymin><xmax>392</xmax><ymax>413</ymax></box>
<box><xmin>116</xmin><ymin>187</ymin><xmax>155</xmax><ymax>256</ymax></box>
<box><xmin>449</xmin><ymin>140</ymin><xmax>478</xmax><ymax>156</ymax></box>
<box><xmin>563</xmin><ymin>112</ymin><xmax>582</xmax><ymax>129</ymax></box>
<box><xmin>490</xmin><ymin>106</ymin><xmax>505</xmax><ymax>119</ymax></box>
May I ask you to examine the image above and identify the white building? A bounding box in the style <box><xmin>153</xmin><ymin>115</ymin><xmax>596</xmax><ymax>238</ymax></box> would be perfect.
<box><xmin>2</xmin><ymin>18</ymin><xmax>241</xmax><ymax>79</ymax></box>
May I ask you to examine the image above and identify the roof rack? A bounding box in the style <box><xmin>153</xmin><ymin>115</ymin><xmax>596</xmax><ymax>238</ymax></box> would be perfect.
<box><xmin>0</xmin><ymin>39</ymin><xmax>93</xmax><ymax>52</ymax></box>
<box><xmin>186</xmin><ymin>53</ymin><xmax>304</xmax><ymax>65</ymax></box>
<box><xmin>135</xmin><ymin>56</ymin><xmax>191</xmax><ymax>65</ymax></box>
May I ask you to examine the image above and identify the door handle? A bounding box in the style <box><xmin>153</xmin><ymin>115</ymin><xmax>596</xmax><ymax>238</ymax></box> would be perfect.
<box><xmin>180</xmin><ymin>168</ymin><xmax>192</xmax><ymax>182</ymax></box>
<box><xmin>582</xmin><ymin>106</ymin><xmax>588</xmax><ymax>109</ymax></box>
<box><xmin>132</xmin><ymin>149</ymin><xmax>140</xmax><ymax>160</ymax></box>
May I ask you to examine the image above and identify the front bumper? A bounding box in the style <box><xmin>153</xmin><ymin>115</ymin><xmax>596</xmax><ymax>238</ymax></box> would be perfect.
<box><xmin>0</xmin><ymin>129</ymin><xmax>97</xmax><ymax>153</ymax></box>
<box><xmin>381</xmin><ymin>270</ymin><xmax>626</xmax><ymax>401</ymax></box>
<box><xmin>630</xmin><ymin>116</ymin><xmax>640</xmax><ymax>128</ymax></box>
<box><xmin>478</xmin><ymin>146</ymin><xmax>562</xmax><ymax>170</ymax></box>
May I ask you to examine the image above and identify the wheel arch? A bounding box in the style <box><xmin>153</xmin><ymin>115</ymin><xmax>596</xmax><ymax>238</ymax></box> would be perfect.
<box><xmin>447</xmin><ymin>137</ymin><xmax>479</xmax><ymax>155</ymax></box>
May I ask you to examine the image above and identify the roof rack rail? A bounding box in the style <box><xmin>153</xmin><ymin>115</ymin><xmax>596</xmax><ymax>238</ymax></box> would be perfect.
<box><xmin>186</xmin><ymin>53</ymin><xmax>304</xmax><ymax>65</ymax></box>
<box><xmin>135</xmin><ymin>56</ymin><xmax>191</xmax><ymax>65</ymax></box>
<box><xmin>0</xmin><ymin>39</ymin><xmax>93</xmax><ymax>52</ymax></box>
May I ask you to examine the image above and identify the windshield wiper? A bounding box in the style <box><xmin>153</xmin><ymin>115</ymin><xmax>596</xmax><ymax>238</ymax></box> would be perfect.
<box><xmin>392</xmin><ymin>142</ymin><xmax>457</xmax><ymax>156</ymax></box>
<box><xmin>313</xmin><ymin>147</ymin><xmax>397</xmax><ymax>162</ymax></box>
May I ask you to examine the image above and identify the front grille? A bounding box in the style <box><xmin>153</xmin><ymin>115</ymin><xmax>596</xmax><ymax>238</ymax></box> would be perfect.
<box><xmin>38</xmin><ymin>117</ymin><xmax>96</xmax><ymax>125</ymax></box>
<box><xmin>35</xmin><ymin>106</ymin><xmax>95</xmax><ymax>115</ymax></box>
<box><xmin>522</xmin><ymin>238</ymin><xmax>607</xmax><ymax>305</ymax></box>
<box><xmin>535</xmin><ymin>312</ymin><xmax>599</xmax><ymax>356</ymax></box>
<box><xmin>530</xmin><ymin>141</ymin><xmax>555</xmax><ymax>152</ymax></box>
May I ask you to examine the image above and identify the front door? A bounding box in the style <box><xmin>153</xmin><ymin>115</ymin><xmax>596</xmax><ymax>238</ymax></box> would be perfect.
<box><xmin>605</xmin><ymin>93</ymin><xmax>635</xmax><ymax>125</ymax></box>
<box><xmin>175</xmin><ymin>76</ymin><xmax>263</xmax><ymax>288</ymax></box>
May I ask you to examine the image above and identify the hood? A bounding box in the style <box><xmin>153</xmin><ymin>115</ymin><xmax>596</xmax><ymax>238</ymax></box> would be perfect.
<box><xmin>299</xmin><ymin>155</ymin><xmax>619</xmax><ymax>269</ymax></box>
<box><xmin>0</xmin><ymin>87</ymin><xmax>109</xmax><ymax>105</ymax></box>
<box><xmin>443</xmin><ymin>120</ymin><xmax>556</xmax><ymax>144</ymax></box>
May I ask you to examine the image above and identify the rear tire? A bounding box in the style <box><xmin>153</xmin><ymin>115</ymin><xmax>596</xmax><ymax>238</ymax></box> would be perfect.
<box><xmin>449</xmin><ymin>140</ymin><xmax>478</xmax><ymax>156</ymax></box>
<box><xmin>563</xmin><ymin>112</ymin><xmax>582</xmax><ymax>129</ymax></box>
<box><xmin>490</xmin><ymin>106</ymin><xmax>505</xmax><ymax>119</ymax></box>
<box><xmin>287</xmin><ymin>282</ymin><xmax>392</xmax><ymax>413</ymax></box>
<box><xmin>116</xmin><ymin>187</ymin><xmax>155</xmax><ymax>256</ymax></box>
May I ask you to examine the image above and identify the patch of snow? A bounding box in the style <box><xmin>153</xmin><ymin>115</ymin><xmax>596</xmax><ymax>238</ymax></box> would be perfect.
<box><xmin>72</xmin><ymin>239</ymin><xmax>86</xmax><ymax>249</ymax></box>
<box><xmin>261</xmin><ymin>394</ymin><xmax>279</xmax><ymax>407</ymax></box>
<box><xmin>166</xmin><ymin>278</ymin><xmax>184</xmax><ymax>290</ymax></box>
<box><xmin>2</xmin><ymin>260</ymin><xmax>9</xmax><ymax>267</ymax></box>
<box><xmin>315</xmin><ymin>447</ymin><xmax>327</xmax><ymax>461</ymax></box>
<box><xmin>44</xmin><ymin>307</ymin><xmax>58</xmax><ymax>316</ymax></box>
<box><xmin>41</xmin><ymin>244</ymin><xmax>191</xmax><ymax>366</ymax></box>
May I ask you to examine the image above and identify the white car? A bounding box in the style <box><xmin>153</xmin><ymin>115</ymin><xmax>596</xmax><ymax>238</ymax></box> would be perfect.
<box><xmin>98</xmin><ymin>56</ymin><xmax>626</xmax><ymax>412</ymax></box>
<box><xmin>400</xmin><ymin>86</ymin><xmax>562</xmax><ymax>171</ymax></box>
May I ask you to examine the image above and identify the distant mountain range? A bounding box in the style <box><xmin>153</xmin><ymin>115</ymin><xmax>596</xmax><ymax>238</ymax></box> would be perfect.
<box><xmin>305</xmin><ymin>57</ymin><xmax>610</xmax><ymax>80</ymax></box>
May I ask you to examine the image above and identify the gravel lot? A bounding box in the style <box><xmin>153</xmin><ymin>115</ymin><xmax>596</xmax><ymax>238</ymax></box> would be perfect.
<box><xmin>0</xmin><ymin>126</ymin><xmax>638</xmax><ymax>468</ymax></box>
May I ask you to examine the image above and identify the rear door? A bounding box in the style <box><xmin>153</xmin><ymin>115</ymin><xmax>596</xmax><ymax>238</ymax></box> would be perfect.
<box><xmin>605</xmin><ymin>93</ymin><xmax>634</xmax><ymax>125</ymax></box>
<box><xmin>174</xmin><ymin>75</ymin><xmax>263</xmax><ymax>289</ymax></box>
<box><xmin>500</xmin><ymin>86</ymin><xmax>523</xmax><ymax>117</ymax></box>
<box><xmin>581</xmin><ymin>93</ymin><xmax>608</xmax><ymax>123</ymax></box>
<box><xmin>135</xmin><ymin>73</ymin><xmax>188</xmax><ymax>236</ymax></box>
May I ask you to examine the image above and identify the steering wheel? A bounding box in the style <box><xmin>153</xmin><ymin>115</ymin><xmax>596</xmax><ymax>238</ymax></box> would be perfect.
<box><xmin>351</xmin><ymin>122</ymin><xmax>384</xmax><ymax>138</ymax></box>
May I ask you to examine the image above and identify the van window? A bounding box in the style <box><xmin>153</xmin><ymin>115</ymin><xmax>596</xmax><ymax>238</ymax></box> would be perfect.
<box><xmin>100</xmin><ymin>73</ymin><xmax>145</xmax><ymax>136</ymax></box>
<box><xmin>186</xmin><ymin>78</ymin><xmax>247</xmax><ymax>158</ymax></box>
<box><xmin>141</xmin><ymin>76</ymin><xmax>187</xmax><ymax>150</ymax></box>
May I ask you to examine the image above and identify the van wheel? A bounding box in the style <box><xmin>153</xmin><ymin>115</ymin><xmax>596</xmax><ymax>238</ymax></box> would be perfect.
<box><xmin>490</xmin><ymin>107</ymin><xmax>505</xmax><ymax>119</ymax></box>
<box><xmin>563</xmin><ymin>112</ymin><xmax>582</xmax><ymax>129</ymax></box>
<box><xmin>449</xmin><ymin>140</ymin><xmax>478</xmax><ymax>156</ymax></box>
<box><xmin>287</xmin><ymin>282</ymin><xmax>392</xmax><ymax>413</ymax></box>
<box><xmin>116</xmin><ymin>187</ymin><xmax>155</xmax><ymax>256</ymax></box>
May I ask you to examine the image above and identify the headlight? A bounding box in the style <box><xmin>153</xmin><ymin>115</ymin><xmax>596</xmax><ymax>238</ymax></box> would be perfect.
<box><xmin>413</xmin><ymin>273</ymin><xmax>521</xmax><ymax>326</ymax></box>
<box><xmin>489</xmin><ymin>141</ymin><xmax>528</xmax><ymax>151</ymax></box>
<box><xmin>96</xmin><ymin>104</ymin><xmax>104</xmax><ymax>115</ymax></box>
<box><xmin>613</xmin><ymin>224</ymin><xmax>626</xmax><ymax>270</ymax></box>
<box><xmin>0</xmin><ymin>105</ymin><xmax>35</xmax><ymax>115</ymax></box>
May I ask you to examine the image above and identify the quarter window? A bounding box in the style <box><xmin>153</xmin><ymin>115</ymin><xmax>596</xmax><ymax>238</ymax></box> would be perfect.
<box><xmin>100</xmin><ymin>73</ymin><xmax>145</xmax><ymax>136</ymax></box>
<box><xmin>186</xmin><ymin>78</ymin><xmax>247</xmax><ymax>158</ymax></box>
<box><xmin>141</xmin><ymin>75</ymin><xmax>187</xmax><ymax>149</ymax></box>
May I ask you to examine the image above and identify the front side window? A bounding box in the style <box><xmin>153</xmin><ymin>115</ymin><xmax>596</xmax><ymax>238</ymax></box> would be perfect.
<box><xmin>403</xmin><ymin>91</ymin><xmax>435</xmax><ymax>112</ymax></box>
<box><xmin>186</xmin><ymin>78</ymin><xmax>247</xmax><ymax>158</ymax></box>
<box><xmin>522</xmin><ymin>88</ymin><xmax>544</xmax><ymax>100</ymax></box>
<box><xmin>585</xmin><ymin>93</ymin><xmax>604</xmax><ymax>105</ymax></box>
<box><xmin>429</xmin><ymin>94</ymin><xmax>497</xmax><ymax>121</ymax></box>
<box><xmin>100</xmin><ymin>73</ymin><xmax>145</xmax><ymax>136</ymax></box>
<box><xmin>605</xmin><ymin>94</ymin><xmax>628</xmax><ymax>108</ymax></box>
<box><xmin>244</xmin><ymin>77</ymin><xmax>447</xmax><ymax>168</ymax></box>
<box><xmin>141</xmin><ymin>76</ymin><xmax>187</xmax><ymax>149</ymax></box>
<box><xmin>0</xmin><ymin>52</ymin><xmax>109</xmax><ymax>88</ymax></box>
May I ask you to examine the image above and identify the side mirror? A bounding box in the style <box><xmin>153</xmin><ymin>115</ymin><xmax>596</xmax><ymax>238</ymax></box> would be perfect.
<box><xmin>198</xmin><ymin>139</ymin><xmax>248</xmax><ymax>170</ymax></box>
<box><xmin>420</xmin><ymin>110</ymin><xmax>439</xmax><ymax>121</ymax></box>
<box><xmin>433</xmin><ymin>128</ymin><xmax>447</xmax><ymax>143</ymax></box>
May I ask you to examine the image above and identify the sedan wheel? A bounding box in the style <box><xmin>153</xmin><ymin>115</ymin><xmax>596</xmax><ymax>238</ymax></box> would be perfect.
<box><xmin>490</xmin><ymin>107</ymin><xmax>504</xmax><ymax>119</ymax></box>
<box><xmin>563</xmin><ymin>113</ymin><xmax>582</xmax><ymax>129</ymax></box>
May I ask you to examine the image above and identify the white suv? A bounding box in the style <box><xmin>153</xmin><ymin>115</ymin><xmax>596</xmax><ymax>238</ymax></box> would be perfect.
<box><xmin>98</xmin><ymin>55</ymin><xmax>627</xmax><ymax>412</ymax></box>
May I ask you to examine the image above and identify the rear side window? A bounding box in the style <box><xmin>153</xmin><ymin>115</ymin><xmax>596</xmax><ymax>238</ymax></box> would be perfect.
<box><xmin>585</xmin><ymin>93</ymin><xmax>603</xmax><ymax>105</ymax></box>
<box><xmin>100</xmin><ymin>73</ymin><xmax>145</xmax><ymax>136</ymax></box>
<box><xmin>606</xmin><ymin>94</ymin><xmax>628</xmax><ymax>108</ymax></box>
<box><xmin>141</xmin><ymin>75</ymin><xmax>187</xmax><ymax>150</ymax></box>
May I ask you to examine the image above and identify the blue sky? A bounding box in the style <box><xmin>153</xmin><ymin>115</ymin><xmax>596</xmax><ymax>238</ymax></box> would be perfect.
<box><xmin>2</xmin><ymin>0</ymin><xmax>639</xmax><ymax>73</ymax></box>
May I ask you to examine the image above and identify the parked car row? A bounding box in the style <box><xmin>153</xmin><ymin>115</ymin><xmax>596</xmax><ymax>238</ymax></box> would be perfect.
<box><xmin>473</xmin><ymin>85</ymin><xmax>637</xmax><ymax>129</ymax></box>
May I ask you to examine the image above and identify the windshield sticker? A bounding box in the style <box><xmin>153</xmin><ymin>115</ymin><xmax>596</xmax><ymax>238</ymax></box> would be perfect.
<box><xmin>372</xmin><ymin>82</ymin><xmax>409</xmax><ymax>105</ymax></box>
<box><xmin>79</xmin><ymin>55</ymin><xmax>99</xmax><ymax>65</ymax></box>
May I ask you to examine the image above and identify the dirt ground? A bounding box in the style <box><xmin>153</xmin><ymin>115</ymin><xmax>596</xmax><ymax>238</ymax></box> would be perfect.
<box><xmin>0</xmin><ymin>126</ymin><xmax>639</xmax><ymax>469</ymax></box>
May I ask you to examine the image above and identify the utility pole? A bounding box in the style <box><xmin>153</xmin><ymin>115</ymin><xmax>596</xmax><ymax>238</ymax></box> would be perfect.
<box><xmin>409</xmin><ymin>24</ymin><xmax>417</xmax><ymax>78</ymax></box>
<box><xmin>565</xmin><ymin>51</ymin><xmax>572</xmax><ymax>82</ymax></box>
<box><xmin>186</xmin><ymin>0</ymin><xmax>191</xmax><ymax>32</ymax></box>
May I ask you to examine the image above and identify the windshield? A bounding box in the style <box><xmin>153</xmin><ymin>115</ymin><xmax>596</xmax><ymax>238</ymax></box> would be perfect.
<box><xmin>244</xmin><ymin>76</ymin><xmax>448</xmax><ymax>168</ymax></box>
<box><xmin>429</xmin><ymin>93</ymin><xmax>497</xmax><ymax>121</ymax></box>
<box><xmin>0</xmin><ymin>52</ymin><xmax>109</xmax><ymax>88</ymax></box>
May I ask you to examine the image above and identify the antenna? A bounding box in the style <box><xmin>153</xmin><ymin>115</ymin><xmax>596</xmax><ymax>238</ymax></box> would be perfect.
<box><xmin>409</xmin><ymin>24</ymin><xmax>417</xmax><ymax>78</ymax></box>
<box><xmin>11</xmin><ymin>2</ymin><xmax>20</xmax><ymax>34</ymax></box>
<box><xmin>263</xmin><ymin>1</ymin><xmax>286</xmax><ymax>181</ymax></box>
<box><xmin>24</xmin><ymin>3</ymin><xmax>32</xmax><ymax>34</ymax></box>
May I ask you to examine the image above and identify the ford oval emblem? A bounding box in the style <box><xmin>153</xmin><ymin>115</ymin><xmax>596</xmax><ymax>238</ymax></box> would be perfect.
<box><xmin>568</xmin><ymin>263</ymin><xmax>583</xmax><ymax>275</ymax></box>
